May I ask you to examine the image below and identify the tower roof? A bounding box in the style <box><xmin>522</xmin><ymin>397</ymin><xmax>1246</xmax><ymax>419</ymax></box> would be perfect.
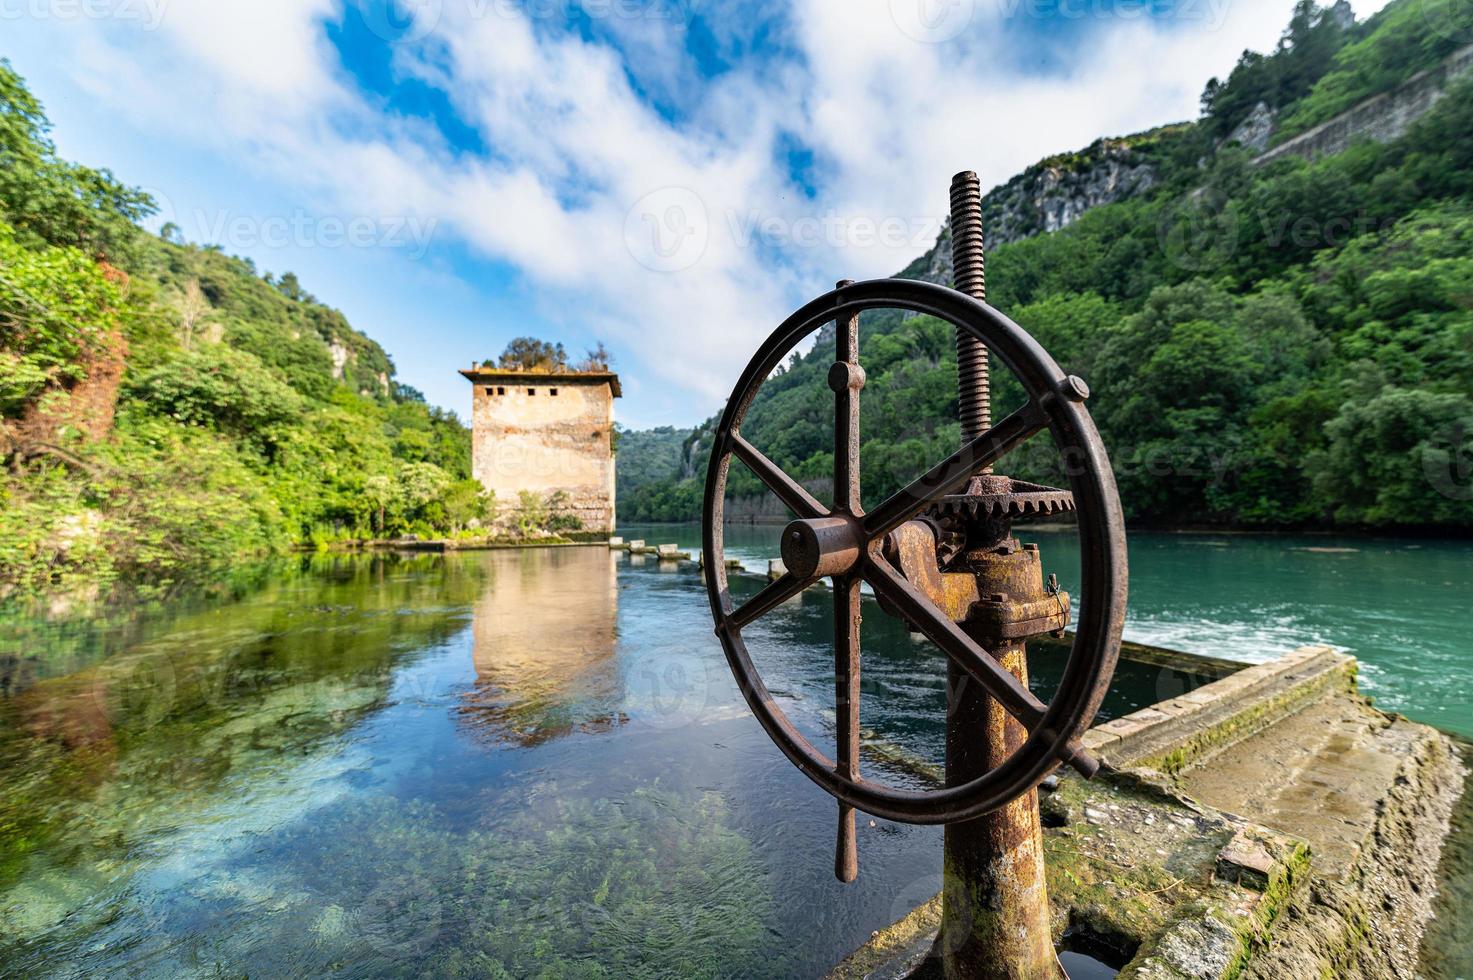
<box><xmin>460</xmin><ymin>367</ymin><xmax>622</xmax><ymax>398</ymax></box>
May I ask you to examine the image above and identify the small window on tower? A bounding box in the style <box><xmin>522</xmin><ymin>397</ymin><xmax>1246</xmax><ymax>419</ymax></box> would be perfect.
<box><xmin>550</xmin><ymin>388</ymin><xmax>559</xmax><ymax>396</ymax></box>
<box><xmin>528</xmin><ymin>388</ymin><xmax>536</xmax><ymax>395</ymax></box>
<box><xmin>497</xmin><ymin>386</ymin><xmax>505</xmax><ymax>395</ymax></box>
<box><xmin>485</xmin><ymin>387</ymin><xmax>495</xmax><ymax>396</ymax></box>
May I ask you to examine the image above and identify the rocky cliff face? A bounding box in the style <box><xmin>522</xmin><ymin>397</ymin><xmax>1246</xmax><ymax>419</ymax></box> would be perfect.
<box><xmin>903</xmin><ymin>30</ymin><xmax>1473</xmax><ymax>288</ymax></box>
<box><xmin>906</xmin><ymin>136</ymin><xmax>1161</xmax><ymax>285</ymax></box>
<box><xmin>1227</xmin><ymin>101</ymin><xmax>1277</xmax><ymax>154</ymax></box>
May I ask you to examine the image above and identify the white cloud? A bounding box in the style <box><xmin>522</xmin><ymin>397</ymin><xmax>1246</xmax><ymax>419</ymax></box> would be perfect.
<box><xmin>32</xmin><ymin>0</ymin><xmax>1388</xmax><ymax>423</ymax></box>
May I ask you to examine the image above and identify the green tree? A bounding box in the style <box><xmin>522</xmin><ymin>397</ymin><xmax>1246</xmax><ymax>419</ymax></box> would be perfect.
<box><xmin>1310</xmin><ymin>386</ymin><xmax>1473</xmax><ymax>526</ymax></box>
<box><xmin>125</xmin><ymin>346</ymin><xmax>305</xmax><ymax>456</ymax></box>
<box><xmin>0</xmin><ymin>60</ymin><xmax>154</xmax><ymax>261</ymax></box>
<box><xmin>493</xmin><ymin>337</ymin><xmax>568</xmax><ymax>372</ymax></box>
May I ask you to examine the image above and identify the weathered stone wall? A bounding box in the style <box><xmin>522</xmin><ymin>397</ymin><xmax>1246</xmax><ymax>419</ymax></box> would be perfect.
<box><xmin>1255</xmin><ymin>42</ymin><xmax>1473</xmax><ymax>166</ymax></box>
<box><xmin>468</xmin><ymin>375</ymin><xmax>617</xmax><ymax>532</ymax></box>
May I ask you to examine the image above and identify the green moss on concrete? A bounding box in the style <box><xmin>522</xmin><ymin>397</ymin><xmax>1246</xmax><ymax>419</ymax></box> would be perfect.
<box><xmin>1043</xmin><ymin>775</ymin><xmax>1231</xmax><ymax>954</ymax></box>
<box><xmin>834</xmin><ymin>766</ymin><xmax>1316</xmax><ymax>980</ymax></box>
<box><xmin>1221</xmin><ymin>838</ymin><xmax>1311</xmax><ymax>979</ymax></box>
<box><xmin>1116</xmin><ymin>833</ymin><xmax>1309</xmax><ymax>980</ymax></box>
<box><xmin>1135</xmin><ymin>660</ymin><xmax>1356</xmax><ymax>775</ymax></box>
<box><xmin>827</xmin><ymin>895</ymin><xmax>940</xmax><ymax>980</ymax></box>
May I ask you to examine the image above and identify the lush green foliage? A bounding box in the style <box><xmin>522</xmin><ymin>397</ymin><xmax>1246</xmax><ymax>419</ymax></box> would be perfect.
<box><xmin>0</xmin><ymin>223</ymin><xmax>127</xmax><ymax>417</ymax></box>
<box><xmin>492</xmin><ymin>335</ymin><xmax>569</xmax><ymax>371</ymax></box>
<box><xmin>0</xmin><ymin>62</ymin><xmax>585</xmax><ymax>602</ymax></box>
<box><xmin>488</xmin><ymin>336</ymin><xmax>613</xmax><ymax>373</ymax></box>
<box><xmin>614</xmin><ymin>425</ymin><xmax>693</xmax><ymax>511</ymax></box>
<box><xmin>0</xmin><ymin>59</ymin><xmax>154</xmax><ymax>263</ymax></box>
<box><xmin>623</xmin><ymin>0</ymin><xmax>1473</xmax><ymax>531</ymax></box>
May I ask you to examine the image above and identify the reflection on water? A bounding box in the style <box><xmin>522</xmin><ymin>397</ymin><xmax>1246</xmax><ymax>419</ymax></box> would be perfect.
<box><xmin>0</xmin><ymin>554</ymin><xmax>489</xmax><ymax>968</ymax></box>
<box><xmin>460</xmin><ymin>548</ymin><xmax>626</xmax><ymax>746</ymax></box>
<box><xmin>2</xmin><ymin>530</ymin><xmax>1465</xmax><ymax>977</ymax></box>
<box><xmin>0</xmin><ymin>546</ymin><xmax>959</xmax><ymax>977</ymax></box>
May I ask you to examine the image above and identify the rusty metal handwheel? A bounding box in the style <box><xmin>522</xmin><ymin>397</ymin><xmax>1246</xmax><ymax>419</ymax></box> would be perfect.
<box><xmin>702</xmin><ymin>278</ymin><xmax>1127</xmax><ymax>825</ymax></box>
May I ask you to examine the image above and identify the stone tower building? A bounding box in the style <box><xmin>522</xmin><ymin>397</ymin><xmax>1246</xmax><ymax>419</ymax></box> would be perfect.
<box><xmin>460</xmin><ymin>367</ymin><xmax>621</xmax><ymax>533</ymax></box>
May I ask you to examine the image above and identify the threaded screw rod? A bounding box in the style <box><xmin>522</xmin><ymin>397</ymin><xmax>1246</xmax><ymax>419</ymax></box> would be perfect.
<box><xmin>950</xmin><ymin>171</ymin><xmax>991</xmax><ymax>466</ymax></box>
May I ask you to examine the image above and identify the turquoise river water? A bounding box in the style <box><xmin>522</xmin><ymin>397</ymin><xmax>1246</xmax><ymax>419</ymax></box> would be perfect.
<box><xmin>0</xmin><ymin>525</ymin><xmax>1468</xmax><ymax>977</ymax></box>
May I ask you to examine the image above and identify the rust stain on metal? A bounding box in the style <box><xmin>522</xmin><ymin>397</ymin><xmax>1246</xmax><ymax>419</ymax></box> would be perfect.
<box><xmin>934</xmin><ymin>172</ymin><xmax>1063</xmax><ymax>978</ymax></box>
<box><xmin>951</xmin><ymin>170</ymin><xmax>992</xmax><ymax>459</ymax></box>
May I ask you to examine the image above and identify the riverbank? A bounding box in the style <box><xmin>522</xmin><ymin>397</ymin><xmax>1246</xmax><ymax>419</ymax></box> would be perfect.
<box><xmin>318</xmin><ymin>532</ymin><xmax>610</xmax><ymax>553</ymax></box>
<box><xmin>0</xmin><ymin>531</ymin><xmax>611</xmax><ymax>615</ymax></box>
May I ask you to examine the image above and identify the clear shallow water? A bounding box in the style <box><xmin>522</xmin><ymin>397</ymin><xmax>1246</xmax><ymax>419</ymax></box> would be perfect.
<box><xmin>0</xmin><ymin>527</ymin><xmax>1468</xmax><ymax>977</ymax></box>
<box><xmin>0</xmin><ymin>545</ymin><xmax>1187</xmax><ymax>978</ymax></box>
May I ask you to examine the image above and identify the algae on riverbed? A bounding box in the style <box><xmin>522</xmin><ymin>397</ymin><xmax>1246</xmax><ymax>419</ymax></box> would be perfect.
<box><xmin>0</xmin><ymin>554</ymin><xmax>486</xmax><ymax>915</ymax></box>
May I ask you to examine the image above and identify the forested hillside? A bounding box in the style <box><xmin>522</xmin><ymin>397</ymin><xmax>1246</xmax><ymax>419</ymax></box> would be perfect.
<box><xmin>0</xmin><ymin>61</ymin><xmax>492</xmax><ymax>603</ymax></box>
<box><xmin>622</xmin><ymin>0</ymin><xmax>1473</xmax><ymax>531</ymax></box>
<box><xmin>614</xmin><ymin>425</ymin><xmax>695</xmax><ymax>508</ymax></box>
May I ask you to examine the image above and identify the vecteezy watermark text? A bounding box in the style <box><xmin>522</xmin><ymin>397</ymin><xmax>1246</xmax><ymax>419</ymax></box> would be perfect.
<box><xmin>624</xmin><ymin>185</ymin><xmax>942</xmax><ymax>273</ymax></box>
<box><xmin>727</xmin><ymin>209</ymin><xmax>942</xmax><ymax>251</ymax></box>
<box><xmin>0</xmin><ymin>0</ymin><xmax>168</xmax><ymax>27</ymax></box>
<box><xmin>889</xmin><ymin>0</ymin><xmax>1231</xmax><ymax>44</ymax></box>
<box><xmin>996</xmin><ymin>0</ymin><xmax>1231</xmax><ymax>28</ymax></box>
<box><xmin>186</xmin><ymin>209</ymin><xmax>439</xmax><ymax>258</ymax></box>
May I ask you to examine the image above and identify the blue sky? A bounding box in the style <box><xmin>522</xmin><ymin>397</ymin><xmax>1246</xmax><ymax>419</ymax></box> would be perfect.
<box><xmin>5</xmin><ymin>0</ymin><xmax>1385</xmax><ymax>428</ymax></box>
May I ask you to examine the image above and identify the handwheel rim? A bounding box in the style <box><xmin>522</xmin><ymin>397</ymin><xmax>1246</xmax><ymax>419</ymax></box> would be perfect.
<box><xmin>702</xmin><ymin>278</ymin><xmax>1127</xmax><ymax>825</ymax></box>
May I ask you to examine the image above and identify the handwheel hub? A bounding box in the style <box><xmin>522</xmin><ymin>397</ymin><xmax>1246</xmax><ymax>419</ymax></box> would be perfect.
<box><xmin>781</xmin><ymin>516</ymin><xmax>863</xmax><ymax>580</ymax></box>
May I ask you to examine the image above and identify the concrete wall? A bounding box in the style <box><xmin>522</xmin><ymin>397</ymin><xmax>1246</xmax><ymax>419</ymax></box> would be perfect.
<box><xmin>1255</xmin><ymin>42</ymin><xmax>1473</xmax><ymax>166</ymax></box>
<box><xmin>468</xmin><ymin>374</ymin><xmax>617</xmax><ymax>532</ymax></box>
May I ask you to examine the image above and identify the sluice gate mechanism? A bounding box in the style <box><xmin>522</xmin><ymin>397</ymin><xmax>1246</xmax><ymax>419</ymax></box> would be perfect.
<box><xmin>701</xmin><ymin>172</ymin><xmax>1129</xmax><ymax>978</ymax></box>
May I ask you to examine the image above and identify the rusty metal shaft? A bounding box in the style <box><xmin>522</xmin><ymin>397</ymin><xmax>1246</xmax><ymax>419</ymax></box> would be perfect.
<box><xmin>950</xmin><ymin>171</ymin><xmax>992</xmax><ymax>454</ymax></box>
<box><xmin>832</xmin><ymin>279</ymin><xmax>862</xmax><ymax>884</ymax></box>
<box><xmin>939</xmin><ymin>572</ymin><xmax>1063</xmax><ymax>979</ymax></box>
<box><xmin>938</xmin><ymin>172</ymin><xmax>1063</xmax><ymax>978</ymax></box>
<box><xmin>942</xmin><ymin>640</ymin><xmax>1057</xmax><ymax>979</ymax></box>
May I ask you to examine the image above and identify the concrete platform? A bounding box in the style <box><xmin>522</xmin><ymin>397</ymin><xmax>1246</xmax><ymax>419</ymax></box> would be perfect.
<box><xmin>1179</xmin><ymin>695</ymin><xmax>1463</xmax><ymax>978</ymax></box>
<box><xmin>829</xmin><ymin>645</ymin><xmax>1467</xmax><ymax>979</ymax></box>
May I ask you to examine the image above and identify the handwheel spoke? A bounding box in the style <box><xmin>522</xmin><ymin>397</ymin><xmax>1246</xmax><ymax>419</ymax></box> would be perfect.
<box><xmin>727</xmin><ymin>572</ymin><xmax>812</xmax><ymax>630</ymax></box>
<box><xmin>833</xmin><ymin>573</ymin><xmax>861</xmax><ymax>882</ymax></box>
<box><xmin>861</xmin><ymin>402</ymin><xmax>1046</xmax><ymax>541</ymax></box>
<box><xmin>863</xmin><ymin>554</ymin><xmax>1099</xmax><ymax>777</ymax></box>
<box><xmin>864</xmin><ymin>554</ymin><xmax>1042</xmax><ymax>724</ymax></box>
<box><xmin>732</xmin><ymin>434</ymin><xmax>827</xmax><ymax>520</ymax></box>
